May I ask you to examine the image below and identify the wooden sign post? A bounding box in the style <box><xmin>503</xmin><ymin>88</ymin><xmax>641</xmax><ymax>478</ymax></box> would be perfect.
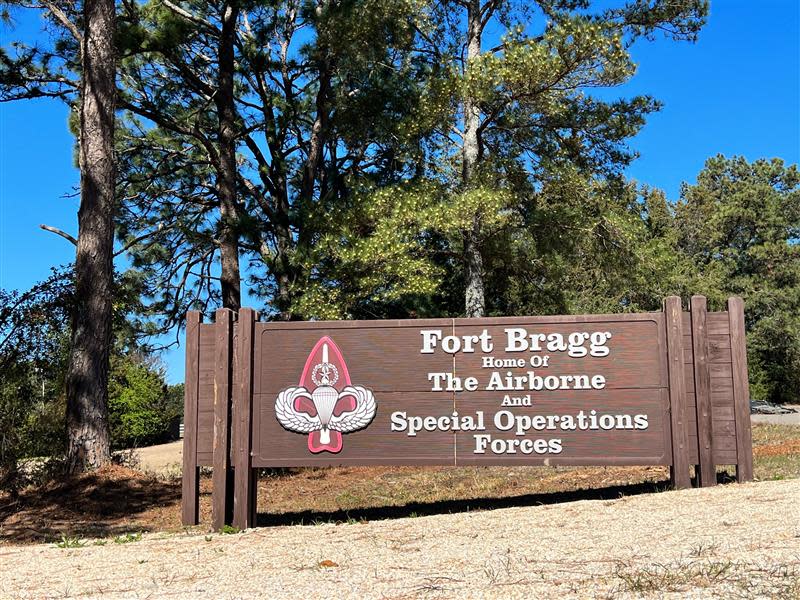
<box><xmin>181</xmin><ymin>296</ymin><xmax>754</xmax><ymax>530</ymax></box>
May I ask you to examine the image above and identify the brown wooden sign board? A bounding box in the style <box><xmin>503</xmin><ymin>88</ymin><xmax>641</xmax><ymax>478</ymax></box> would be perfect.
<box><xmin>181</xmin><ymin>296</ymin><xmax>754</xmax><ymax>530</ymax></box>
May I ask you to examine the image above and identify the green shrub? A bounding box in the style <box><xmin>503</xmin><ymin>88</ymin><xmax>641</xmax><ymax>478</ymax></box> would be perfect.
<box><xmin>108</xmin><ymin>355</ymin><xmax>182</xmax><ymax>449</ymax></box>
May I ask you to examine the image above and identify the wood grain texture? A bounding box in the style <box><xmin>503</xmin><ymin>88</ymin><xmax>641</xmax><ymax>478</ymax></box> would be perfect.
<box><xmin>685</xmin><ymin>313</ymin><xmax>730</xmax><ymax>335</ymax></box>
<box><xmin>233</xmin><ymin>308</ymin><xmax>256</xmax><ymax>529</ymax></box>
<box><xmin>197</xmin><ymin>325</ymin><xmax>216</xmax><ymax>458</ymax></box>
<box><xmin>454</xmin><ymin>388</ymin><xmax>670</xmax><ymax>466</ymax></box>
<box><xmin>455</xmin><ymin>319</ymin><xmax>664</xmax><ymax>390</ymax></box>
<box><xmin>181</xmin><ymin>311</ymin><xmax>201</xmax><ymax>525</ymax></box>
<box><xmin>728</xmin><ymin>298</ymin><xmax>754</xmax><ymax>482</ymax></box>
<box><xmin>189</xmin><ymin>304</ymin><xmax>749</xmax><ymax>485</ymax></box>
<box><xmin>253</xmin><ymin>391</ymin><xmax>456</xmax><ymax>467</ymax></box>
<box><xmin>252</xmin><ymin>314</ymin><xmax>671</xmax><ymax>467</ymax></box>
<box><xmin>254</xmin><ymin>320</ymin><xmax>455</xmax><ymax>395</ymax></box>
<box><xmin>690</xmin><ymin>296</ymin><xmax>715</xmax><ymax>486</ymax></box>
<box><xmin>212</xmin><ymin>309</ymin><xmax>234</xmax><ymax>531</ymax></box>
<box><xmin>664</xmin><ymin>297</ymin><xmax>691</xmax><ymax>489</ymax></box>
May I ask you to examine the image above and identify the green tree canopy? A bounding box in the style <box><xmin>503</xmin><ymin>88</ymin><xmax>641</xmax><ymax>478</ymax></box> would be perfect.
<box><xmin>675</xmin><ymin>155</ymin><xmax>800</xmax><ymax>403</ymax></box>
<box><xmin>0</xmin><ymin>268</ymin><xmax>71</xmax><ymax>491</ymax></box>
<box><xmin>108</xmin><ymin>353</ymin><xmax>181</xmax><ymax>449</ymax></box>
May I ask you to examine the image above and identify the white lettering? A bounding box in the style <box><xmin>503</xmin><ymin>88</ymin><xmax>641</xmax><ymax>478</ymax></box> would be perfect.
<box><xmin>505</xmin><ymin>328</ymin><xmax>529</xmax><ymax>352</ymax></box>
<box><xmin>420</xmin><ymin>330</ymin><xmax>442</xmax><ymax>354</ymax></box>
<box><xmin>568</xmin><ymin>332</ymin><xmax>590</xmax><ymax>357</ymax></box>
<box><xmin>390</xmin><ymin>411</ymin><xmax>406</xmax><ymax>432</ymax></box>
<box><xmin>590</xmin><ymin>332</ymin><xmax>612</xmax><ymax>356</ymax></box>
<box><xmin>474</xmin><ymin>434</ymin><xmax>491</xmax><ymax>453</ymax></box>
<box><xmin>546</xmin><ymin>333</ymin><xmax>568</xmax><ymax>353</ymax></box>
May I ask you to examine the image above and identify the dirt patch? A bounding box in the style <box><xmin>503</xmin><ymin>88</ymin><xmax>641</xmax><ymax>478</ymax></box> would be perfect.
<box><xmin>754</xmin><ymin>439</ymin><xmax>800</xmax><ymax>457</ymax></box>
<box><xmin>1</xmin><ymin>465</ymin><xmax>674</xmax><ymax>544</ymax></box>
<box><xmin>1</xmin><ymin>423</ymin><xmax>798</xmax><ymax>545</ymax></box>
<box><xmin>133</xmin><ymin>440</ymin><xmax>183</xmax><ymax>477</ymax></box>
<box><xmin>0</xmin><ymin>465</ymin><xmax>180</xmax><ymax>543</ymax></box>
<box><xmin>255</xmin><ymin>464</ymin><xmax>673</xmax><ymax>526</ymax></box>
<box><xmin>2</xmin><ymin>479</ymin><xmax>798</xmax><ymax>599</ymax></box>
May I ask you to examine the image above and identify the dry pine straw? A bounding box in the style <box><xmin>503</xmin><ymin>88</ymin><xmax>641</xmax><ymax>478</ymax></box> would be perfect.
<box><xmin>3</xmin><ymin>422</ymin><xmax>795</xmax><ymax>545</ymax></box>
<box><xmin>2</xmin><ymin>478</ymin><xmax>799</xmax><ymax>599</ymax></box>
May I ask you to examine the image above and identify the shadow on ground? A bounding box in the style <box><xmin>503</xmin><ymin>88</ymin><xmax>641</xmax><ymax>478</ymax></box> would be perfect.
<box><xmin>0</xmin><ymin>465</ymin><xmax>180</xmax><ymax>543</ymax></box>
<box><xmin>0</xmin><ymin>466</ymin><xmax>740</xmax><ymax>543</ymax></box>
<box><xmin>254</xmin><ymin>469</ymin><xmax>739</xmax><ymax>528</ymax></box>
<box><xmin>256</xmin><ymin>478</ymin><xmax>678</xmax><ymax>527</ymax></box>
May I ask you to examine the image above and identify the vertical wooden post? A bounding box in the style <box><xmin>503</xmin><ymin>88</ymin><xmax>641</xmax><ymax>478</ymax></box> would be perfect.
<box><xmin>690</xmin><ymin>296</ymin><xmax>715</xmax><ymax>486</ymax></box>
<box><xmin>212</xmin><ymin>308</ymin><xmax>234</xmax><ymax>531</ymax></box>
<box><xmin>728</xmin><ymin>297</ymin><xmax>754</xmax><ymax>482</ymax></box>
<box><xmin>233</xmin><ymin>308</ymin><xmax>257</xmax><ymax>529</ymax></box>
<box><xmin>181</xmin><ymin>311</ymin><xmax>202</xmax><ymax>525</ymax></box>
<box><xmin>664</xmin><ymin>296</ymin><xmax>691</xmax><ymax>489</ymax></box>
<box><xmin>249</xmin><ymin>469</ymin><xmax>258</xmax><ymax>527</ymax></box>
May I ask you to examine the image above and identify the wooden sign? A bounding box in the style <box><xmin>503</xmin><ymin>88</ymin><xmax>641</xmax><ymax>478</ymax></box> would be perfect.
<box><xmin>181</xmin><ymin>296</ymin><xmax>754</xmax><ymax>530</ymax></box>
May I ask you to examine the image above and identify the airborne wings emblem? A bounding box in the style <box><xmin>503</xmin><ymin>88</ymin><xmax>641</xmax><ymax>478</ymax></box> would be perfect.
<box><xmin>274</xmin><ymin>336</ymin><xmax>377</xmax><ymax>453</ymax></box>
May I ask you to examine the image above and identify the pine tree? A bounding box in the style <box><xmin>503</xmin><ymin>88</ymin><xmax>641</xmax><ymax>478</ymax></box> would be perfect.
<box><xmin>675</xmin><ymin>155</ymin><xmax>800</xmax><ymax>403</ymax></box>
<box><xmin>416</xmin><ymin>0</ymin><xmax>709</xmax><ymax>316</ymax></box>
<box><xmin>2</xmin><ymin>0</ymin><xmax>117</xmax><ymax>472</ymax></box>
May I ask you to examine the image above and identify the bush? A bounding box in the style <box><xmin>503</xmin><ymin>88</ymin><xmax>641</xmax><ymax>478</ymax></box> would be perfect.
<box><xmin>108</xmin><ymin>355</ymin><xmax>182</xmax><ymax>449</ymax></box>
<box><xmin>0</xmin><ymin>269</ymin><xmax>71</xmax><ymax>493</ymax></box>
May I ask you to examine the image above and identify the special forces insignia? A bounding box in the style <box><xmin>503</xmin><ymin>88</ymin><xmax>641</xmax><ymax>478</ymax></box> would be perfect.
<box><xmin>274</xmin><ymin>336</ymin><xmax>377</xmax><ymax>453</ymax></box>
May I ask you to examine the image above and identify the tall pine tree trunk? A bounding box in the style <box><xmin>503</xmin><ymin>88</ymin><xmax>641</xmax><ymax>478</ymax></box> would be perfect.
<box><xmin>462</xmin><ymin>0</ymin><xmax>485</xmax><ymax>318</ymax></box>
<box><xmin>273</xmin><ymin>225</ymin><xmax>294</xmax><ymax>321</ymax></box>
<box><xmin>65</xmin><ymin>0</ymin><xmax>116</xmax><ymax>473</ymax></box>
<box><xmin>216</xmin><ymin>1</ymin><xmax>242</xmax><ymax>311</ymax></box>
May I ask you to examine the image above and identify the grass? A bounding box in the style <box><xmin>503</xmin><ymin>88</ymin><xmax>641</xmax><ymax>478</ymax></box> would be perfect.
<box><xmin>55</xmin><ymin>535</ymin><xmax>87</xmax><ymax>549</ymax></box>
<box><xmin>751</xmin><ymin>423</ymin><xmax>800</xmax><ymax>481</ymax></box>
<box><xmin>688</xmin><ymin>542</ymin><xmax>719</xmax><ymax>558</ymax></box>
<box><xmin>612</xmin><ymin>559</ymin><xmax>800</xmax><ymax>599</ymax></box>
<box><xmin>613</xmin><ymin>559</ymin><xmax>736</xmax><ymax>593</ymax></box>
<box><xmin>257</xmin><ymin>463</ymin><xmax>670</xmax><ymax>522</ymax></box>
<box><xmin>219</xmin><ymin>524</ymin><xmax>241</xmax><ymax>535</ymax></box>
<box><xmin>711</xmin><ymin>423</ymin><xmax>800</xmax><ymax>482</ymax></box>
<box><xmin>113</xmin><ymin>532</ymin><xmax>142</xmax><ymax>544</ymax></box>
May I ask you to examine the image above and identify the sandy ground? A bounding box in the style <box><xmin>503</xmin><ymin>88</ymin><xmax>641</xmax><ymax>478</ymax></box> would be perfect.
<box><xmin>2</xmin><ymin>479</ymin><xmax>798</xmax><ymax>599</ymax></box>
<box><xmin>751</xmin><ymin>408</ymin><xmax>800</xmax><ymax>426</ymax></box>
<box><xmin>132</xmin><ymin>441</ymin><xmax>183</xmax><ymax>477</ymax></box>
<box><xmin>752</xmin><ymin>413</ymin><xmax>800</xmax><ymax>425</ymax></box>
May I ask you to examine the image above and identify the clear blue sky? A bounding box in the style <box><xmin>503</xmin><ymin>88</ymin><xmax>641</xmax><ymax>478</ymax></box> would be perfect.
<box><xmin>1</xmin><ymin>1</ymin><xmax>799</xmax><ymax>384</ymax></box>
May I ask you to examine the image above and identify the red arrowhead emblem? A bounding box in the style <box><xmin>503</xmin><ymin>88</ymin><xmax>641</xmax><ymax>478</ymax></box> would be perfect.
<box><xmin>274</xmin><ymin>336</ymin><xmax>376</xmax><ymax>454</ymax></box>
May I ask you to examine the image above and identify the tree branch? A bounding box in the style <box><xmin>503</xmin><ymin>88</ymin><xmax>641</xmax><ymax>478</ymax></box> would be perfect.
<box><xmin>40</xmin><ymin>224</ymin><xmax>77</xmax><ymax>245</ymax></box>
<box><xmin>161</xmin><ymin>0</ymin><xmax>216</xmax><ymax>33</ymax></box>
<box><xmin>41</xmin><ymin>1</ymin><xmax>82</xmax><ymax>44</ymax></box>
<box><xmin>114</xmin><ymin>222</ymin><xmax>165</xmax><ymax>257</ymax></box>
